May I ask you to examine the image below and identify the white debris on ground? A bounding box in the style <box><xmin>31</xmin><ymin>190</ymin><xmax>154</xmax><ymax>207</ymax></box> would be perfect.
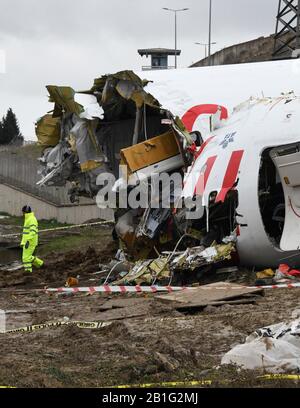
<box><xmin>221</xmin><ymin>318</ymin><xmax>300</xmax><ymax>373</ymax></box>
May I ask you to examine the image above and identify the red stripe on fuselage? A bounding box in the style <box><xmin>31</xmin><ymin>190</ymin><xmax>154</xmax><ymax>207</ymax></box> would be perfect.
<box><xmin>216</xmin><ymin>150</ymin><xmax>244</xmax><ymax>203</ymax></box>
<box><xmin>194</xmin><ymin>156</ymin><xmax>217</xmax><ymax>196</ymax></box>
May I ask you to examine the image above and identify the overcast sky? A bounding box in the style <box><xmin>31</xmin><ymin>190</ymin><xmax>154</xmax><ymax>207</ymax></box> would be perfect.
<box><xmin>0</xmin><ymin>0</ymin><xmax>278</xmax><ymax>139</ymax></box>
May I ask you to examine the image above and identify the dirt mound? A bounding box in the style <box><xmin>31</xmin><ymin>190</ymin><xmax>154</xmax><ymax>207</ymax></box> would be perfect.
<box><xmin>0</xmin><ymin>241</ymin><xmax>117</xmax><ymax>289</ymax></box>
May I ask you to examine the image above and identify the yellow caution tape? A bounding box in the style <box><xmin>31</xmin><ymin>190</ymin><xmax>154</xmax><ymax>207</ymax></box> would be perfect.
<box><xmin>259</xmin><ymin>374</ymin><xmax>300</xmax><ymax>381</ymax></box>
<box><xmin>110</xmin><ymin>380</ymin><xmax>212</xmax><ymax>388</ymax></box>
<box><xmin>5</xmin><ymin>320</ymin><xmax>112</xmax><ymax>334</ymax></box>
<box><xmin>0</xmin><ymin>220</ymin><xmax>115</xmax><ymax>238</ymax></box>
<box><xmin>1</xmin><ymin>374</ymin><xmax>299</xmax><ymax>389</ymax></box>
<box><xmin>111</xmin><ymin>374</ymin><xmax>300</xmax><ymax>388</ymax></box>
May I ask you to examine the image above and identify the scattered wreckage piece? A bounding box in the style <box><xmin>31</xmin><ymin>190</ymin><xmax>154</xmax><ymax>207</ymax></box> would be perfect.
<box><xmin>156</xmin><ymin>282</ymin><xmax>263</xmax><ymax>310</ymax></box>
<box><xmin>221</xmin><ymin>318</ymin><xmax>300</xmax><ymax>373</ymax></box>
<box><xmin>170</xmin><ymin>242</ymin><xmax>235</xmax><ymax>271</ymax></box>
<box><xmin>255</xmin><ymin>264</ymin><xmax>300</xmax><ymax>286</ymax></box>
<box><xmin>97</xmin><ymin>300</ymin><xmax>157</xmax><ymax>321</ymax></box>
<box><xmin>111</xmin><ymin>241</ymin><xmax>236</xmax><ymax>286</ymax></box>
<box><xmin>113</xmin><ymin>258</ymin><xmax>170</xmax><ymax>285</ymax></box>
<box><xmin>98</xmin><ymin>297</ymin><xmax>149</xmax><ymax>311</ymax></box>
<box><xmin>96</xmin><ymin>297</ymin><xmax>177</xmax><ymax>321</ymax></box>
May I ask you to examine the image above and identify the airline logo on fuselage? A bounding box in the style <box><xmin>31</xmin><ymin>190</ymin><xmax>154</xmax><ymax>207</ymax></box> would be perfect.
<box><xmin>219</xmin><ymin>132</ymin><xmax>237</xmax><ymax>149</ymax></box>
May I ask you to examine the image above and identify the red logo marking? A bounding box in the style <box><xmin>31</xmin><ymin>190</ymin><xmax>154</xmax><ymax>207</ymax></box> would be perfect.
<box><xmin>181</xmin><ymin>104</ymin><xmax>228</xmax><ymax>132</ymax></box>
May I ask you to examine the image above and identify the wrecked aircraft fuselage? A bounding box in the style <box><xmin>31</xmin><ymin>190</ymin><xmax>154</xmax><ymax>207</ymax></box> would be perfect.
<box><xmin>35</xmin><ymin>69</ymin><xmax>300</xmax><ymax>268</ymax></box>
<box><xmin>182</xmin><ymin>95</ymin><xmax>300</xmax><ymax>267</ymax></box>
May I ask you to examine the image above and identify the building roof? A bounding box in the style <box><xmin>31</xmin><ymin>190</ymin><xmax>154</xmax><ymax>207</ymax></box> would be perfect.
<box><xmin>138</xmin><ymin>48</ymin><xmax>181</xmax><ymax>56</ymax></box>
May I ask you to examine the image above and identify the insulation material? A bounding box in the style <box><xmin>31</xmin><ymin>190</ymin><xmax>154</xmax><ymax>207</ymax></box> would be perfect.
<box><xmin>70</xmin><ymin>119</ymin><xmax>103</xmax><ymax>172</ymax></box>
<box><xmin>256</xmin><ymin>269</ymin><xmax>275</xmax><ymax>279</ymax></box>
<box><xmin>46</xmin><ymin>85</ymin><xmax>84</xmax><ymax>117</ymax></box>
<box><xmin>96</xmin><ymin>70</ymin><xmax>160</xmax><ymax>109</ymax></box>
<box><xmin>37</xmin><ymin>143</ymin><xmax>74</xmax><ymax>187</ymax></box>
<box><xmin>35</xmin><ymin>114</ymin><xmax>61</xmax><ymax>147</ymax></box>
<box><xmin>170</xmin><ymin>243</ymin><xmax>235</xmax><ymax>270</ymax></box>
<box><xmin>221</xmin><ymin>319</ymin><xmax>300</xmax><ymax>373</ymax></box>
<box><xmin>115</xmin><ymin>258</ymin><xmax>170</xmax><ymax>285</ymax></box>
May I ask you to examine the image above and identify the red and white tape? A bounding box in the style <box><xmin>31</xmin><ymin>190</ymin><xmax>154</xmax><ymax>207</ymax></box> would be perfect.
<box><xmin>252</xmin><ymin>282</ymin><xmax>300</xmax><ymax>290</ymax></box>
<box><xmin>45</xmin><ymin>285</ymin><xmax>187</xmax><ymax>294</ymax></box>
<box><xmin>44</xmin><ymin>282</ymin><xmax>300</xmax><ymax>294</ymax></box>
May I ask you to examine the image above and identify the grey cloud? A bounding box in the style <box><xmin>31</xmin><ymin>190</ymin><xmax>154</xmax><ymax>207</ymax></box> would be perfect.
<box><xmin>0</xmin><ymin>0</ymin><xmax>279</xmax><ymax>137</ymax></box>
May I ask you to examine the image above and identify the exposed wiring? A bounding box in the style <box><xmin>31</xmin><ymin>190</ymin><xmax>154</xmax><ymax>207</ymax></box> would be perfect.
<box><xmin>167</xmin><ymin>233</ymin><xmax>203</xmax><ymax>286</ymax></box>
<box><xmin>103</xmin><ymin>261</ymin><xmax>124</xmax><ymax>285</ymax></box>
<box><xmin>151</xmin><ymin>234</ymin><xmax>187</xmax><ymax>286</ymax></box>
<box><xmin>166</xmin><ymin>234</ymin><xmax>187</xmax><ymax>263</ymax></box>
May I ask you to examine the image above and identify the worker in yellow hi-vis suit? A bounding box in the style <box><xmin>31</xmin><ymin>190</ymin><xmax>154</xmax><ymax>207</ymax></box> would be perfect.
<box><xmin>20</xmin><ymin>206</ymin><xmax>44</xmax><ymax>273</ymax></box>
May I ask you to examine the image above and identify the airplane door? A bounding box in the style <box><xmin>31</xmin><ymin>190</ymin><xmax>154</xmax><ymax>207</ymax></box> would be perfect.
<box><xmin>270</xmin><ymin>144</ymin><xmax>300</xmax><ymax>251</ymax></box>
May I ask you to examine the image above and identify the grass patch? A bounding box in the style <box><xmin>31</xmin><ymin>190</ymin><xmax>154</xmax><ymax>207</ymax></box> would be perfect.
<box><xmin>0</xmin><ymin>215</ymin><xmax>70</xmax><ymax>229</ymax></box>
<box><xmin>45</xmin><ymin>366</ymin><xmax>73</xmax><ymax>385</ymax></box>
<box><xmin>39</xmin><ymin>227</ymin><xmax>112</xmax><ymax>256</ymax></box>
<box><xmin>0</xmin><ymin>213</ymin><xmax>113</xmax><ymax>256</ymax></box>
<box><xmin>2</xmin><ymin>143</ymin><xmax>42</xmax><ymax>159</ymax></box>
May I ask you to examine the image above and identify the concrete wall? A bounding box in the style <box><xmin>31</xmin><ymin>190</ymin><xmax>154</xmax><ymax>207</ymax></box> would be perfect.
<box><xmin>191</xmin><ymin>35</ymin><xmax>276</xmax><ymax>68</ymax></box>
<box><xmin>0</xmin><ymin>149</ymin><xmax>72</xmax><ymax>205</ymax></box>
<box><xmin>0</xmin><ymin>183</ymin><xmax>114</xmax><ymax>224</ymax></box>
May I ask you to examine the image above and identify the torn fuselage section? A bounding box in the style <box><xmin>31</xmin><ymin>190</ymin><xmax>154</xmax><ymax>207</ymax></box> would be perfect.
<box><xmin>36</xmin><ymin>70</ymin><xmax>238</xmax><ymax>265</ymax></box>
<box><xmin>36</xmin><ymin>71</ymin><xmax>192</xmax><ymax>202</ymax></box>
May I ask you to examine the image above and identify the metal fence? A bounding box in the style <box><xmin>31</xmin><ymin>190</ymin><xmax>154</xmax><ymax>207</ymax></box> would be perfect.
<box><xmin>0</xmin><ymin>152</ymin><xmax>75</xmax><ymax>205</ymax></box>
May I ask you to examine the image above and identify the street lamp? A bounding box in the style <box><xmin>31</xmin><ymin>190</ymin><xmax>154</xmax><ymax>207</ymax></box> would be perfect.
<box><xmin>195</xmin><ymin>42</ymin><xmax>217</xmax><ymax>59</ymax></box>
<box><xmin>163</xmin><ymin>7</ymin><xmax>189</xmax><ymax>69</ymax></box>
<box><xmin>208</xmin><ymin>0</ymin><xmax>213</xmax><ymax>66</ymax></box>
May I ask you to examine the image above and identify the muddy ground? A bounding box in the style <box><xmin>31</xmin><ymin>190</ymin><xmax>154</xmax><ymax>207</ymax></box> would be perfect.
<box><xmin>0</xmin><ymin>225</ymin><xmax>300</xmax><ymax>388</ymax></box>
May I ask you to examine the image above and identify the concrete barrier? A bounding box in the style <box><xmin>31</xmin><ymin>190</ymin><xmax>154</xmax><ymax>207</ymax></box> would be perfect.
<box><xmin>0</xmin><ymin>183</ymin><xmax>114</xmax><ymax>224</ymax></box>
